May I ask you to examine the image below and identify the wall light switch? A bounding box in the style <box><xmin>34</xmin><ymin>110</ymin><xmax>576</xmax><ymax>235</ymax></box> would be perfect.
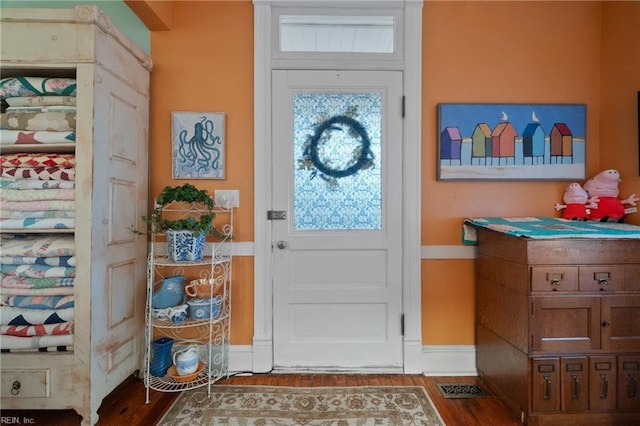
<box><xmin>214</xmin><ymin>190</ymin><xmax>240</xmax><ymax>208</ymax></box>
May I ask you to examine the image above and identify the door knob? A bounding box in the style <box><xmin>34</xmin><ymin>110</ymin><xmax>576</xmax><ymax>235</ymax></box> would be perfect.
<box><xmin>276</xmin><ymin>241</ymin><xmax>287</xmax><ymax>249</ymax></box>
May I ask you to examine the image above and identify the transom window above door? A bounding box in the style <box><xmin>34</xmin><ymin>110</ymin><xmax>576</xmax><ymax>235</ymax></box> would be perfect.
<box><xmin>271</xmin><ymin>7</ymin><xmax>404</xmax><ymax>66</ymax></box>
<box><xmin>279</xmin><ymin>15</ymin><xmax>395</xmax><ymax>53</ymax></box>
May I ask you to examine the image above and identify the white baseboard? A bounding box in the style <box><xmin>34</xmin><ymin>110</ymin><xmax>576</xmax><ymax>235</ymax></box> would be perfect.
<box><xmin>227</xmin><ymin>344</ymin><xmax>478</xmax><ymax>376</ymax></box>
<box><xmin>228</xmin><ymin>345</ymin><xmax>254</xmax><ymax>374</ymax></box>
<box><xmin>422</xmin><ymin>345</ymin><xmax>478</xmax><ymax>376</ymax></box>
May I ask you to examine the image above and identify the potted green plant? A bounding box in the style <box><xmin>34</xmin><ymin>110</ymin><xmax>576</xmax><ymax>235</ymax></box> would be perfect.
<box><xmin>143</xmin><ymin>183</ymin><xmax>225</xmax><ymax>261</ymax></box>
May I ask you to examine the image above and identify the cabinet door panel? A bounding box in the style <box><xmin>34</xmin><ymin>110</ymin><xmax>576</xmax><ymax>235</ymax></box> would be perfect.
<box><xmin>601</xmin><ymin>296</ymin><xmax>640</xmax><ymax>352</ymax></box>
<box><xmin>618</xmin><ymin>355</ymin><xmax>640</xmax><ymax>410</ymax></box>
<box><xmin>531</xmin><ymin>297</ymin><xmax>600</xmax><ymax>352</ymax></box>
<box><xmin>532</xmin><ymin>358</ymin><xmax>560</xmax><ymax>413</ymax></box>
<box><xmin>589</xmin><ymin>356</ymin><xmax>617</xmax><ymax>412</ymax></box>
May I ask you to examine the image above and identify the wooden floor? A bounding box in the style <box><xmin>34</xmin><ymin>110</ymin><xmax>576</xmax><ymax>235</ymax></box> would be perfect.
<box><xmin>0</xmin><ymin>374</ymin><xmax>520</xmax><ymax>425</ymax></box>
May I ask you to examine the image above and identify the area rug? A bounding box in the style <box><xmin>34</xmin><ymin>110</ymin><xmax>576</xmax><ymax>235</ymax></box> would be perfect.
<box><xmin>157</xmin><ymin>385</ymin><xmax>445</xmax><ymax>425</ymax></box>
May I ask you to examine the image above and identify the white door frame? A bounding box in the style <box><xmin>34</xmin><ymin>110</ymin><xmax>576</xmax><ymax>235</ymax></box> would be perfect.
<box><xmin>252</xmin><ymin>0</ymin><xmax>423</xmax><ymax>373</ymax></box>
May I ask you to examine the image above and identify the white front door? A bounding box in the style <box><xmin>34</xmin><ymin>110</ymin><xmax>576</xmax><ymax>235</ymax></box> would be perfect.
<box><xmin>271</xmin><ymin>70</ymin><xmax>404</xmax><ymax>370</ymax></box>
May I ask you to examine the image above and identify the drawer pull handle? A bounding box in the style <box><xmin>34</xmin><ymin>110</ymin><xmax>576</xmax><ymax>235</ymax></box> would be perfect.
<box><xmin>11</xmin><ymin>380</ymin><xmax>21</xmax><ymax>395</ymax></box>
<box><xmin>543</xmin><ymin>375</ymin><xmax>552</xmax><ymax>400</ymax></box>
<box><xmin>572</xmin><ymin>375</ymin><xmax>580</xmax><ymax>400</ymax></box>
<box><xmin>598</xmin><ymin>278</ymin><xmax>609</xmax><ymax>291</ymax></box>
<box><xmin>600</xmin><ymin>374</ymin><xmax>608</xmax><ymax>399</ymax></box>
<box><xmin>629</xmin><ymin>373</ymin><xmax>638</xmax><ymax>398</ymax></box>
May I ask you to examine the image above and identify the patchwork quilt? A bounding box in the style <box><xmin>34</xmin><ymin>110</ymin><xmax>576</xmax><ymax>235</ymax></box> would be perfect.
<box><xmin>4</xmin><ymin>96</ymin><xmax>76</xmax><ymax>107</ymax></box>
<box><xmin>0</xmin><ymin>77</ymin><xmax>77</xmax><ymax>97</ymax></box>
<box><xmin>0</xmin><ymin>130</ymin><xmax>76</xmax><ymax>146</ymax></box>
<box><xmin>1</xmin><ymin>111</ymin><xmax>76</xmax><ymax>132</ymax></box>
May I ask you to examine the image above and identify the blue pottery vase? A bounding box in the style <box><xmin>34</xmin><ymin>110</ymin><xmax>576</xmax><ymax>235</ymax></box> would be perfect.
<box><xmin>149</xmin><ymin>337</ymin><xmax>173</xmax><ymax>377</ymax></box>
<box><xmin>167</xmin><ymin>230</ymin><xmax>206</xmax><ymax>262</ymax></box>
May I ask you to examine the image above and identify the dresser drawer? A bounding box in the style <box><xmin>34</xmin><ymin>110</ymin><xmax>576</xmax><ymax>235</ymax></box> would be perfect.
<box><xmin>1</xmin><ymin>369</ymin><xmax>50</xmax><ymax>398</ymax></box>
<box><xmin>532</xmin><ymin>267</ymin><xmax>578</xmax><ymax>292</ymax></box>
<box><xmin>579</xmin><ymin>266</ymin><xmax>625</xmax><ymax>292</ymax></box>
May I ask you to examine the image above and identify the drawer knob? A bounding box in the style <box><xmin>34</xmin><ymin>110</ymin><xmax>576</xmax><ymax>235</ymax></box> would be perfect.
<box><xmin>602</xmin><ymin>320</ymin><xmax>610</xmax><ymax>328</ymax></box>
<box><xmin>11</xmin><ymin>380</ymin><xmax>21</xmax><ymax>395</ymax></box>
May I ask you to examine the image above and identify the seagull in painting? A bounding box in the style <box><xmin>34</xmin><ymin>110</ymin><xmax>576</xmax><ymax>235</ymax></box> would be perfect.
<box><xmin>500</xmin><ymin>111</ymin><xmax>508</xmax><ymax>121</ymax></box>
<box><xmin>532</xmin><ymin>111</ymin><xmax>540</xmax><ymax>122</ymax></box>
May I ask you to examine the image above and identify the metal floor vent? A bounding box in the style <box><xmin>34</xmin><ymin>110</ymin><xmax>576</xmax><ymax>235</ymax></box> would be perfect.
<box><xmin>436</xmin><ymin>383</ymin><xmax>489</xmax><ymax>399</ymax></box>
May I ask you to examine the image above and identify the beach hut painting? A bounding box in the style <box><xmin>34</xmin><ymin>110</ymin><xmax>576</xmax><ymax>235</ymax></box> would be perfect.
<box><xmin>437</xmin><ymin>103</ymin><xmax>586</xmax><ymax>180</ymax></box>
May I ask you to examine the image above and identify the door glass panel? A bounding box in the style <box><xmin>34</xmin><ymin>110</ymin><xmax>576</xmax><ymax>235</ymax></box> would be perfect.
<box><xmin>293</xmin><ymin>91</ymin><xmax>382</xmax><ymax>230</ymax></box>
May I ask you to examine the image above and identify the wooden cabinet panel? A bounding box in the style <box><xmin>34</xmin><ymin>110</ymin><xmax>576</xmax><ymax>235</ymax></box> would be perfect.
<box><xmin>589</xmin><ymin>356</ymin><xmax>617</xmax><ymax>411</ymax></box>
<box><xmin>618</xmin><ymin>355</ymin><xmax>640</xmax><ymax>410</ymax></box>
<box><xmin>601</xmin><ymin>296</ymin><xmax>640</xmax><ymax>352</ymax></box>
<box><xmin>531</xmin><ymin>296</ymin><xmax>600</xmax><ymax>352</ymax></box>
<box><xmin>475</xmin><ymin>227</ymin><xmax>640</xmax><ymax>424</ymax></box>
<box><xmin>560</xmin><ymin>357</ymin><xmax>588</xmax><ymax>411</ymax></box>
<box><xmin>0</xmin><ymin>7</ymin><xmax>151</xmax><ymax>425</ymax></box>
<box><xmin>532</xmin><ymin>358</ymin><xmax>560</xmax><ymax>413</ymax></box>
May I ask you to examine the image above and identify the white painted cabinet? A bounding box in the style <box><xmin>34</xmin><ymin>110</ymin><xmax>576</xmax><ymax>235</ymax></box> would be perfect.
<box><xmin>0</xmin><ymin>6</ymin><xmax>151</xmax><ymax>425</ymax></box>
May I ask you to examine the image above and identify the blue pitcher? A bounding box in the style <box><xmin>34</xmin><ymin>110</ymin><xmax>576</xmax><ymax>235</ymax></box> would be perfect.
<box><xmin>151</xmin><ymin>275</ymin><xmax>187</xmax><ymax>309</ymax></box>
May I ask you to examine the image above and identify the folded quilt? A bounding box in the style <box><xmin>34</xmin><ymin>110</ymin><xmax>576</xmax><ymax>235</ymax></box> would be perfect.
<box><xmin>1</xmin><ymin>264</ymin><xmax>76</xmax><ymax>278</ymax></box>
<box><xmin>1</xmin><ymin>111</ymin><xmax>76</xmax><ymax>132</ymax></box>
<box><xmin>0</xmin><ymin>130</ymin><xmax>76</xmax><ymax>146</ymax></box>
<box><xmin>0</xmin><ymin>210</ymin><xmax>76</xmax><ymax>219</ymax></box>
<box><xmin>0</xmin><ymin>255</ymin><xmax>75</xmax><ymax>267</ymax></box>
<box><xmin>4</xmin><ymin>96</ymin><xmax>77</xmax><ymax>107</ymax></box>
<box><xmin>1</xmin><ymin>321</ymin><xmax>73</xmax><ymax>337</ymax></box>
<box><xmin>1</xmin><ymin>345</ymin><xmax>73</xmax><ymax>353</ymax></box>
<box><xmin>6</xmin><ymin>106</ymin><xmax>76</xmax><ymax>113</ymax></box>
<box><xmin>1</xmin><ymin>152</ymin><xmax>76</xmax><ymax>168</ymax></box>
<box><xmin>1</xmin><ymin>200</ymin><xmax>75</xmax><ymax>211</ymax></box>
<box><xmin>1</xmin><ymin>294</ymin><xmax>74</xmax><ymax>310</ymax></box>
<box><xmin>0</xmin><ymin>77</ymin><xmax>77</xmax><ymax>98</ymax></box>
<box><xmin>1</xmin><ymin>166</ymin><xmax>75</xmax><ymax>180</ymax></box>
<box><xmin>1</xmin><ymin>188</ymin><xmax>75</xmax><ymax>201</ymax></box>
<box><xmin>0</xmin><ymin>286</ymin><xmax>74</xmax><ymax>296</ymax></box>
<box><xmin>1</xmin><ymin>275</ymin><xmax>75</xmax><ymax>289</ymax></box>
<box><xmin>0</xmin><ymin>217</ymin><xmax>75</xmax><ymax>230</ymax></box>
<box><xmin>0</xmin><ymin>234</ymin><xmax>75</xmax><ymax>257</ymax></box>
<box><xmin>1</xmin><ymin>178</ymin><xmax>75</xmax><ymax>190</ymax></box>
<box><xmin>0</xmin><ymin>334</ymin><xmax>74</xmax><ymax>350</ymax></box>
<box><xmin>1</xmin><ymin>305</ymin><xmax>74</xmax><ymax>325</ymax></box>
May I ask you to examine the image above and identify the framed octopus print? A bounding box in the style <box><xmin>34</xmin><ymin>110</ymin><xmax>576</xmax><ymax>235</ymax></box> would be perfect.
<box><xmin>171</xmin><ymin>111</ymin><xmax>225</xmax><ymax>179</ymax></box>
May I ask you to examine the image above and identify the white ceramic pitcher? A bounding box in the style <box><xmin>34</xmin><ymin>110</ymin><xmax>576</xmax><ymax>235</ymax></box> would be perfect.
<box><xmin>173</xmin><ymin>346</ymin><xmax>199</xmax><ymax>376</ymax></box>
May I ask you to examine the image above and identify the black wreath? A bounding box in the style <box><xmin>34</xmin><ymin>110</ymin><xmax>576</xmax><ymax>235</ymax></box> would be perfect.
<box><xmin>305</xmin><ymin>115</ymin><xmax>374</xmax><ymax>179</ymax></box>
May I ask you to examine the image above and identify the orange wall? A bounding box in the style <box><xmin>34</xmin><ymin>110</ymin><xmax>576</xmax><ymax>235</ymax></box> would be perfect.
<box><xmin>146</xmin><ymin>1</ymin><xmax>639</xmax><ymax>347</ymax></box>
<box><xmin>421</xmin><ymin>1</ymin><xmax>639</xmax><ymax>345</ymax></box>
<box><xmin>149</xmin><ymin>1</ymin><xmax>254</xmax><ymax>344</ymax></box>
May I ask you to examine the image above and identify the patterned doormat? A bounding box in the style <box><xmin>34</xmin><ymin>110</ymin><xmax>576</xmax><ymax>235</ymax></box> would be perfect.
<box><xmin>436</xmin><ymin>383</ymin><xmax>488</xmax><ymax>399</ymax></box>
<box><xmin>158</xmin><ymin>385</ymin><xmax>445</xmax><ymax>425</ymax></box>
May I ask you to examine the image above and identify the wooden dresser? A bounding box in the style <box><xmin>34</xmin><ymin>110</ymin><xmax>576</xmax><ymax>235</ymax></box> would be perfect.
<box><xmin>474</xmin><ymin>226</ymin><xmax>640</xmax><ymax>425</ymax></box>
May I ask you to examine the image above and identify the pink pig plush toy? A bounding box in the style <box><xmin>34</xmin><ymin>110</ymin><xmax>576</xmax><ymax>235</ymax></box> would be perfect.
<box><xmin>554</xmin><ymin>182</ymin><xmax>598</xmax><ymax>220</ymax></box>
<box><xmin>582</xmin><ymin>169</ymin><xmax>638</xmax><ymax>222</ymax></box>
